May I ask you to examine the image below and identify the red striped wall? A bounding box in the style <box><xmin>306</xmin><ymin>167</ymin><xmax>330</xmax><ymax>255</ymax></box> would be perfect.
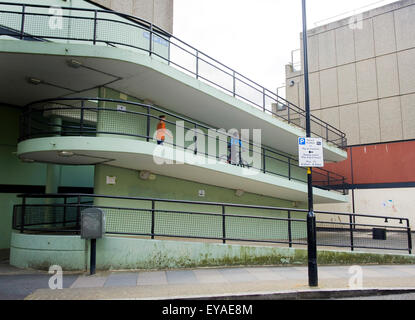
<box><xmin>323</xmin><ymin>140</ymin><xmax>415</xmax><ymax>185</ymax></box>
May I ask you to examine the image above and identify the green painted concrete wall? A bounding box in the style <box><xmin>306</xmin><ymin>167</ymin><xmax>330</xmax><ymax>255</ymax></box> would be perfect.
<box><xmin>10</xmin><ymin>232</ymin><xmax>415</xmax><ymax>271</ymax></box>
<box><xmin>93</xmin><ymin>163</ymin><xmax>307</xmax><ymax>241</ymax></box>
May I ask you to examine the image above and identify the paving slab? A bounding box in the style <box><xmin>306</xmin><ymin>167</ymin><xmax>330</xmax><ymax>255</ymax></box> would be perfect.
<box><xmin>218</xmin><ymin>268</ymin><xmax>258</xmax><ymax>283</ymax></box>
<box><xmin>166</xmin><ymin>270</ymin><xmax>198</xmax><ymax>285</ymax></box>
<box><xmin>104</xmin><ymin>273</ymin><xmax>138</xmax><ymax>288</ymax></box>
<box><xmin>137</xmin><ymin>271</ymin><xmax>168</xmax><ymax>286</ymax></box>
<box><xmin>245</xmin><ymin>267</ymin><xmax>285</xmax><ymax>281</ymax></box>
<box><xmin>71</xmin><ymin>275</ymin><xmax>107</xmax><ymax>288</ymax></box>
<box><xmin>193</xmin><ymin>268</ymin><xmax>229</xmax><ymax>284</ymax></box>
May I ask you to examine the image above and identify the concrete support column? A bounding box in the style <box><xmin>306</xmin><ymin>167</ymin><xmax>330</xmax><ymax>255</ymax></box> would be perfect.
<box><xmin>45</xmin><ymin>115</ymin><xmax>62</xmax><ymax>225</ymax></box>
<box><xmin>45</xmin><ymin>164</ymin><xmax>61</xmax><ymax>195</ymax></box>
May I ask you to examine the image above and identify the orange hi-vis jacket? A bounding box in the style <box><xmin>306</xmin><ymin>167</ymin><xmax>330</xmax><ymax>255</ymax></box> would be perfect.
<box><xmin>156</xmin><ymin>121</ymin><xmax>166</xmax><ymax>141</ymax></box>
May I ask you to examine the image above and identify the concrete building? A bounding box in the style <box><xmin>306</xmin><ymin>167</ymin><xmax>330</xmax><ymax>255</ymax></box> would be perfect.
<box><xmin>0</xmin><ymin>0</ymin><xmax>353</xmax><ymax>270</ymax></box>
<box><xmin>92</xmin><ymin>0</ymin><xmax>173</xmax><ymax>33</ymax></box>
<box><xmin>285</xmin><ymin>0</ymin><xmax>415</xmax><ymax>221</ymax></box>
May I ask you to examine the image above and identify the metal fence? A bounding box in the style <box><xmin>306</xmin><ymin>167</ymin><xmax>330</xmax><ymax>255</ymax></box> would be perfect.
<box><xmin>20</xmin><ymin>97</ymin><xmax>346</xmax><ymax>193</ymax></box>
<box><xmin>0</xmin><ymin>1</ymin><xmax>346</xmax><ymax>148</ymax></box>
<box><xmin>12</xmin><ymin>194</ymin><xmax>412</xmax><ymax>254</ymax></box>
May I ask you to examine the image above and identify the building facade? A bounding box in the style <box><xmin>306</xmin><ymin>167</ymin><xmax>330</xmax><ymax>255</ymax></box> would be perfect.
<box><xmin>285</xmin><ymin>0</ymin><xmax>415</xmax><ymax>221</ymax></box>
<box><xmin>0</xmin><ymin>0</ymin><xmax>349</xmax><ymax>269</ymax></box>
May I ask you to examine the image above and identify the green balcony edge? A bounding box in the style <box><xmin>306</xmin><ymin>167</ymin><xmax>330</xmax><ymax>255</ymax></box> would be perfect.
<box><xmin>17</xmin><ymin>136</ymin><xmax>349</xmax><ymax>203</ymax></box>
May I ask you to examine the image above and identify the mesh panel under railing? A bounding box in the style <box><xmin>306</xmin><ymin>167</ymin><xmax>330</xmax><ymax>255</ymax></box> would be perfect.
<box><xmin>105</xmin><ymin>207</ymin><xmax>152</xmax><ymax>235</ymax></box>
<box><xmin>14</xmin><ymin>205</ymin><xmax>78</xmax><ymax>232</ymax></box>
<box><xmin>316</xmin><ymin>221</ymin><xmax>410</xmax><ymax>251</ymax></box>
<box><xmin>154</xmin><ymin>210</ymin><xmax>223</xmax><ymax>239</ymax></box>
<box><xmin>0</xmin><ymin>10</ymin><xmax>21</xmax><ymax>34</ymax></box>
<box><xmin>225</xmin><ymin>214</ymin><xmax>307</xmax><ymax>244</ymax></box>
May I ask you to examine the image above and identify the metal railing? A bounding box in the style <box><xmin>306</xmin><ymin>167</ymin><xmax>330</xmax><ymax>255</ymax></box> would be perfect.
<box><xmin>12</xmin><ymin>194</ymin><xmax>412</xmax><ymax>254</ymax></box>
<box><xmin>0</xmin><ymin>2</ymin><xmax>346</xmax><ymax>148</ymax></box>
<box><xmin>20</xmin><ymin>97</ymin><xmax>347</xmax><ymax>193</ymax></box>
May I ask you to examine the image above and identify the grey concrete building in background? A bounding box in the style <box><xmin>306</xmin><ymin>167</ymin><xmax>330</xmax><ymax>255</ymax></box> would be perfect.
<box><xmin>285</xmin><ymin>0</ymin><xmax>415</xmax><ymax>219</ymax></box>
<box><xmin>285</xmin><ymin>0</ymin><xmax>415</xmax><ymax>146</ymax></box>
<box><xmin>91</xmin><ymin>0</ymin><xmax>174</xmax><ymax>33</ymax></box>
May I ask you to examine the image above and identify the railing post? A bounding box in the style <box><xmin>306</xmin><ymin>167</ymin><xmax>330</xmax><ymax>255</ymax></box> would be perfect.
<box><xmin>20</xmin><ymin>5</ymin><xmax>26</xmax><ymax>40</ymax></box>
<box><xmin>262</xmin><ymin>88</ymin><xmax>266</xmax><ymax>112</ymax></box>
<box><xmin>288</xmin><ymin>210</ymin><xmax>292</xmax><ymax>248</ymax></box>
<box><xmin>194</xmin><ymin>124</ymin><xmax>198</xmax><ymax>155</ymax></box>
<box><xmin>196</xmin><ymin>51</ymin><xmax>199</xmax><ymax>79</ymax></box>
<box><xmin>149</xmin><ymin>24</ymin><xmax>153</xmax><ymax>56</ymax></box>
<box><xmin>146</xmin><ymin>105</ymin><xmax>151</xmax><ymax>142</ymax></box>
<box><xmin>288</xmin><ymin>158</ymin><xmax>291</xmax><ymax>180</ymax></box>
<box><xmin>222</xmin><ymin>205</ymin><xmax>226</xmax><ymax>244</ymax></box>
<box><xmin>287</xmin><ymin>103</ymin><xmax>291</xmax><ymax>124</ymax></box>
<box><xmin>20</xmin><ymin>196</ymin><xmax>26</xmax><ymax>233</ymax></box>
<box><xmin>349</xmin><ymin>214</ymin><xmax>354</xmax><ymax>251</ymax></box>
<box><xmin>93</xmin><ymin>10</ymin><xmax>98</xmax><ymax>45</ymax></box>
<box><xmin>232</xmin><ymin>71</ymin><xmax>236</xmax><ymax>97</ymax></box>
<box><xmin>326</xmin><ymin>124</ymin><xmax>329</xmax><ymax>142</ymax></box>
<box><xmin>262</xmin><ymin>148</ymin><xmax>266</xmax><ymax>173</ymax></box>
<box><xmin>80</xmin><ymin>100</ymin><xmax>85</xmax><ymax>135</ymax></box>
<box><xmin>151</xmin><ymin>200</ymin><xmax>155</xmax><ymax>239</ymax></box>
<box><xmin>407</xmin><ymin>219</ymin><xmax>412</xmax><ymax>254</ymax></box>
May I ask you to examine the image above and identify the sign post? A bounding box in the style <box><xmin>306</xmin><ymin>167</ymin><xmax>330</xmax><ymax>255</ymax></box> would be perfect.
<box><xmin>301</xmin><ymin>0</ymin><xmax>319</xmax><ymax>287</ymax></box>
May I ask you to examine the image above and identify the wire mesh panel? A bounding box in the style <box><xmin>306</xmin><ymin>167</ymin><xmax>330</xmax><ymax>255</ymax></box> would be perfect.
<box><xmin>316</xmin><ymin>221</ymin><xmax>352</xmax><ymax>248</ymax></box>
<box><xmin>351</xmin><ymin>226</ymin><xmax>409</xmax><ymax>251</ymax></box>
<box><xmin>225</xmin><ymin>215</ymin><xmax>290</xmax><ymax>243</ymax></box>
<box><xmin>154</xmin><ymin>210</ymin><xmax>223</xmax><ymax>240</ymax></box>
<box><xmin>96</xmin><ymin>18</ymin><xmax>147</xmax><ymax>51</ymax></box>
<box><xmin>105</xmin><ymin>207</ymin><xmax>152</xmax><ymax>235</ymax></box>
<box><xmin>0</xmin><ymin>10</ymin><xmax>22</xmax><ymax>35</ymax></box>
<box><xmin>14</xmin><ymin>205</ymin><xmax>78</xmax><ymax>232</ymax></box>
<box><xmin>197</xmin><ymin>55</ymin><xmax>234</xmax><ymax>95</ymax></box>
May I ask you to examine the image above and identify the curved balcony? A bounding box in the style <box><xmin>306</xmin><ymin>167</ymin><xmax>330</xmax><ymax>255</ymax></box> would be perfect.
<box><xmin>0</xmin><ymin>2</ymin><xmax>346</xmax><ymax>149</ymax></box>
<box><xmin>17</xmin><ymin>97</ymin><xmax>347</xmax><ymax>204</ymax></box>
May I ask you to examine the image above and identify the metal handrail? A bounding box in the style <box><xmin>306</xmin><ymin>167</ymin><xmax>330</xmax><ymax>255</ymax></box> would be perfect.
<box><xmin>21</xmin><ymin>97</ymin><xmax>347</xmax><ymax>192</ymax></box>
<box><xmin>13</xmin><ymin>193</ymin><xmax>412</xmax><ymax>253</ymax></box>
<box><xmin>0</xmin><ymin>1</ymin><xmax>346</xmax><ymax>148</ymax></box>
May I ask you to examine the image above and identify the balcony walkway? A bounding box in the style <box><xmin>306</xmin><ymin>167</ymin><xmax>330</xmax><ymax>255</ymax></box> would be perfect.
<box><xmin>0</xmin><ymin>2</ymin><xmax>347</xmax><ymax>161</ymax></box>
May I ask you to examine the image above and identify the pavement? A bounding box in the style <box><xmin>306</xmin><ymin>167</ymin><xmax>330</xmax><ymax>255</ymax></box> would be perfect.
<box><xmin>1</xmin><ymin>258</ymin><xmax>415</xmax><ymax>300</ymax></box>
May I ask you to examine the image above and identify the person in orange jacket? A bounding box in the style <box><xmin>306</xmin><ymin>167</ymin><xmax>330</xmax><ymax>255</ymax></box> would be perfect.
<box><xmin>156</xmin><ymin>115</ymin><xmax>173</xmax><ymax>145</ymax></box>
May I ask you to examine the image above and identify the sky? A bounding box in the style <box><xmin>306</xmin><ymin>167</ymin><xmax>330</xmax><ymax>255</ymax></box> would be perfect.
<box><xmin>173</xmin><ymin>0</ymin><xmax>398</xmax><ymax>94</ymax></box>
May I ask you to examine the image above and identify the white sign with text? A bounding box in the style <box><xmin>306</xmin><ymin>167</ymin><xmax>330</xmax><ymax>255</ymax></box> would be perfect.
<box><xmin>298</xmin><ymin>137</ymin><xmax>324</xmax><ymax>167</ymax></box>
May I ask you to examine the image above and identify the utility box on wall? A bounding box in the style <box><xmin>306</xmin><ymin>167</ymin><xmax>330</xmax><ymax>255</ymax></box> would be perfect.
<box><xmin>80</xmin><ymin>208</ymin><xmax>106</xmax><ymax>239</ymax></box>
<box><xmin>373</xmin><ymin>228</ymin><xmax>387</xmax><ymax>240</ymax></box>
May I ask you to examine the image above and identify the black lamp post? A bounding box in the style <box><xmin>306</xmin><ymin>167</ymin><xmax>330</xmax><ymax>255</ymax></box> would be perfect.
<box><xmin>301</xmin><ymin>0</ymin><xmax>318</xmax><ymax>287</ymax></box>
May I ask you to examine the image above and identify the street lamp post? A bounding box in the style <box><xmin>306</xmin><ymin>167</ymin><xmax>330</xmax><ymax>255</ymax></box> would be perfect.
<box><xmin>301</xmin><ymin>0</ymin><xmax>318</xmax><ymax>287</ymax></box>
